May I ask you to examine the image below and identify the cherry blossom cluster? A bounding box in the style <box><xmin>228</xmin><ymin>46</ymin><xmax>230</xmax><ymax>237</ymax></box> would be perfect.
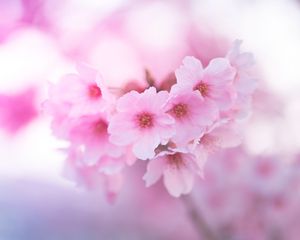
<box><xmin>193</xmin><ymin>148</ymin><xmax>300</xmax><ymax>240</ymax></box>
<box><xmin>44</xmin><ymin>40</ymin><xmax>256</xmax><ymax>199</ymax></box>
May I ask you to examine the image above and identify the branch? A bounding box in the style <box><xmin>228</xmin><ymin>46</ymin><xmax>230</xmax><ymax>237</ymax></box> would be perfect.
<box><xmin>181</xmin><ymin>194</ymin><xmax>218</xmax><ymax>240</ymax></box>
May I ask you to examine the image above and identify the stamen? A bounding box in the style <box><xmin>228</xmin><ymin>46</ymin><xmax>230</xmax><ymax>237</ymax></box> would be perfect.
<box><xmin>94</xmin><ymin>119</ymin><xmax>108</xmax><ymax>135</ymax></box>
<box><xmin>194</xmin><ymin>82</ymin><xmax>210</xmax><ymax>97</ymax></box>
<box><xmin>167</xmin><ymin>153</ymin><xmax>185</xmax><ymax>169</ymax></box>
<box><xmin>136</xmin><ymin>112</ymin><xmax>154</xmax><ymax>129</ymax></box>
<box><xmin>172</xmin><ymin>103</ymin><xmax>188</xmax><ymax>118</ymax></box>
<box><xmin>200</xmin><ymin>134</ymin><xmax>219</xmax><ymax>153</ymax></box>
<box><xmin>88</xmin><ymin>84</ymin><xmax>102</xmax><ymax>99</ymax></box>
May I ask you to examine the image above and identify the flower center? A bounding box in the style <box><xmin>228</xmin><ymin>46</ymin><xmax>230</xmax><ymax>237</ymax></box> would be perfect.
<box><xmin>94</xmin><ymin>119</ymin><xmax>108</xmax><ymax>135</ymax></box>
<box><xmin>136</xmin><ymin>112</ymin><xmax>154</xmax><ymax>129</ymax></box>
<box><xmin>172</xmin><ymin>103</ymin><xmax>188</xmax><ymax>118</ymax></box>
<box><xmin>167</xmin><ymin>153</ymin><xmax>185</xmax><ymax>169</ymax></box>
<box><xmin>88</xmin><ymin>84</ymin><xmax>102</xmax><ymax>99</ymax></box>
<box><xmin>200</xmin><ymin>134</ymin><xmax>219</xmax><ymax>153</ymax></box>
<box><xmin>194</xmin><ymin>82</ymin><xmax>209</xmax><ymax>97</ymax></box>
<box><xmin>200</xmin><ymin>134</ymin><xmax>215</xmax><ymax>145</ymax></box>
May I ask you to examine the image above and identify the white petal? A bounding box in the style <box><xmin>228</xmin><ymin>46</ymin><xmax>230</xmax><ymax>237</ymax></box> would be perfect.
<box><xmin>132</xmin><ymin>133</ymin><xmax>160</xmax><ymax>160</ymax></box>
<box><xmin>116</xmin><ymin>90</ymin><xmax>140</xmax><ymax>112</ymax></box>
<box><xmin>163</xmin><ymin>166</ymin><xmax>194</xmax><ymax>197</ymax></box>
<box><xmin>143</xmin><ymin>157</ymin><xmax>166</xmax><ymax>187</ymax></box>
<box><xmin>175</xmin><ymin>56</ymin><xmax>204</xmax><ymax>87</ymax></box>
<box><xmin>108</xmin><ymin>114</ymin><xmax>139</xmax><ymax>145</ymax></box>
<box><xmin>205</xmin><ymin>58</ymin><xmax>236</xmax><ymax>86</ymax></box>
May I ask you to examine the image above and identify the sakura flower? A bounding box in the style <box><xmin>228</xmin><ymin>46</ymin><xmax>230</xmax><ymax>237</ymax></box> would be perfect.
<box><xmin>63</xmin><ymin>147</ymin><xmax>123</xmax><ymax>203</ymax></box>
<box><xmin>67</xmin><ymin>113</ymin><xmax>124</xmax><ymax>166</ymax></box>
<box><xmin>143</xmin><ymin>148</ymin><xmax>204</xmax><ymax>197</ymax></box>
<box><xmin>174</xmin><ymin>56</ymin><xmax>236</xmax><ymax>110</ymax></box>
<box><xmin>226</xmin><ymin>40</ymin><xmax>257</xmax><ymax>118</ymax></box>
<box><xmin>49</xmin><ymin>62</ymin><xmax>113</xmax><ymax>118</ymax></box>
<box><xmin>227</xmin><ymin>40</ymin><xmax>256</xmax><ymax>94</ymax></box>
<box><xmin>42</xmin><ymin>98</ymin><xmax>72</xmax><ymax>139</ymax></box>
<box><xmin>195</xmin><ymin>120</ymin><xmax>242</xmax><ymax>160</ymax></box>
<box><xmin>108</xmin><ymin>87</ymin><xmax>175</xmax><ymax>160</ymax></box>
<box><xmin>164</xmin><ymin>90</ymin><xmax>218</xmax><ymax>146</ymax></box>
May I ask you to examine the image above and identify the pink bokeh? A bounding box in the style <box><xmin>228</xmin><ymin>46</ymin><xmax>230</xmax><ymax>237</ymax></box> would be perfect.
<box><xmin>1</xmin><ymin>0</ymin><xmax>300</xmax><ymax>239</ymax></box>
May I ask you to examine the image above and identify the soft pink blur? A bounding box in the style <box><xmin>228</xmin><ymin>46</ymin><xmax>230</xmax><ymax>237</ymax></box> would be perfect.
<box><xmin>0</xmin><ymin>87</ymin><xmax>38</xmax><ymax>134</ymax></box>
<box><xmin>1</xmin><ymin>0</ymin><xmax>300</xmax><ymax>240</ymax></box>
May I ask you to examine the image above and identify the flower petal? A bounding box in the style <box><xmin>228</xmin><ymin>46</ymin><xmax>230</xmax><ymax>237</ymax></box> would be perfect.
<box><xmin>204</xmin><ymin>58</ymin><xmax>236</xmax><ymax>86</ymax></box>
<box><xmin>163</xmin><ymin>166</ymin><xmax>194</xmax><ymax>197</ymax></box>
<box><xmin>132</xmin><ymin>133</ymin><xmax>160</xmax><ymax>160</ymax></box>
<box><xmin>143</xmin><ymin>157</ymin><xmax>167</xmax><ymax>187</ymax></box>
<box><xmin>175</xmin><ymin>56</ymin><xmax>204</xmax><ymax>88</ymax></box>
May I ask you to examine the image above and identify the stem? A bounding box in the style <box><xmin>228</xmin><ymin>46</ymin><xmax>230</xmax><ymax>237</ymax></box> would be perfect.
<box><xmin>145</xmin><ymin>69</ymin><xmax>156</xmax><ymax>87</ymax></box>
<box><xmin>181</xmin><ymin>195</ymin><xmax>218</xmax><ymax>240</ymax></box>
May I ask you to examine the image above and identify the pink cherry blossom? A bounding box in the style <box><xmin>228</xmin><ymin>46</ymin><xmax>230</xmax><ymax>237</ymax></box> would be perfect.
<box><xmin>108</xmin><ymin>87</ymin><xmax>175</xmax><ymax>160</ymax></box>
<box><xmin>194</xmin><ymin>120</ymin><xmax>242</xmax><ymax>160</ymax></box>
<box><xmin>225</xmin><ymin>40</ymin><xmax>257</xmax><ymax>118</ymax></box>
<box><xmin>164</xmin><ymin>90</ymin><xmax>218</xmax><ymax>146</ymax></box>
<box><xmin>49</xmin><ymin>62</ymin><xmax>113</xmax><ymax>118</ymax></box>
<box><xmin>42</xmin><ymin>96</ymin><xmax>72</xmax><ymax>139</ymax></box>
<box><xmin>143</xmin><ymin>148</ymin><xmax>204</xmax><ymax>197</ymax></box>
<box><xmin>63</xmin><ymin>146</ymin><xmax>123</xmax><ymax>203</ymax></box>
<box><xmin>174</xmin><ymin>56</ymin><xmax>236</xmax><ymax>110</ymax></box>
<box><xmin>199</xmin><ymin>120</ymin><xmax>242</xmax><ymax>153</ymax></box>
<box><xmin>227</xmin><ymin>40</ymin><xmax>256</xmax><ymax>91</ymax></box>
<box><xmin>44</xmin><ymin>62</ymin><xmax>115</xmax><ymax>139</ymax></box>
<box><xmin>66</xmin><ymin>113</ymin><xmax>124</xmax><ymax>166</ymax></box>
<box><xmin>43</xmin><ymin>37</ymin><xmax>257</xmax><ymax>201</ymax></box>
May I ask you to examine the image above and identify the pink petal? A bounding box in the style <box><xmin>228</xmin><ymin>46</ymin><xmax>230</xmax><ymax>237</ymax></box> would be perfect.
<box><xmin>182</xmin><ymin>56</ymin><xmax>204</xmax><ymax>73</ymax></box>
<box><xmin>76</xmin><ymin>62</ymin><xmax>98</xmax><ymax>84</ymax></box>
<box><xmin>108</xmin><ymin>113</ymin><xmax>139</xmax><ymax>145</ymax></box>
<box><xmin>69</xmin><ymin>100</ymin><xmax>106</xmax><ymax>117</ymax></box>
<box><xmin>152</xmin><ymin>90</ymin><xmax>170</xmax><ymax>108</ymax></box>
<box><xmin>189</xmin><ymin>96</ymin><xmax>218</xmax><ymax>126</ymax></box>
<box><xmin>209</xmin><ymin>86</ymin><xmax>233</xmax><ymax>110</ymax></box>
<box><xmin>211</xmin><ymin>122</ymin><xmax>242</xmax><ymax>148</ymax></box>
<box><xmin>175</xmin><ymin>56</ymin><xmax>204</xmax><ymax>88</ymax></box>
<box><xmin>54</xmin><ymin>74</ymin><xmax>87</xmax><ymax>102</ymax></box>
<box><xmin>132</xmin><ymin>133</ymin><xmax>160</xmax><ymax>160</ymax></box>
<box><xmin>155</xmin><ymin>115</ymin><xmax>175</xmax><ymax>144</ymax></box>
<box><xmin>172</xmin><ymin>122</ymin><xmax>204</xmax><ymax>147</ymax></box>
<box><xmin>188</xmin><ymin>150</ymin><xmax>207</xmax><ymax>177</ymax></box>
<box><xmin>236</xmin><ymin>73</ymin><xmax>258</xmax><ymax>95</ymax></box>
<box><xmin>227</xmin><ymin>40</ymin><xmax>255</xmax><ymax>69</ymax></box>
<box><xmin>143</xmin><ymin>157</ymin><xmax>167</xmax><ymax>187</ymax></box>
<box><xmin>116</xmin><ymin>90</ymin><xmax>140</xmax><ymax>112</ymax></box>
<box><xmin>204</xmin><ymin>58</ymin><xmax>236</xmax><ymax>86</ymax></box>
<box><xmin>81</xmin><ymin>146</ymin><xmax>102</xmax><ymax>166</ymax></box>
<box><xmin>163</xmin><ymin>166</ymin><xmax>194</xmax><ymax>197</ymax></box>
<box><xmin>136</xmin><ymin>87</ymin><xmax>160</xmax><ymax>111</ymax></box>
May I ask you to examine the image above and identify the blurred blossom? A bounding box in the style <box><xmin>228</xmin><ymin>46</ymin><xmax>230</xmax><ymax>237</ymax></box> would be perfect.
<box><xmin>192</xmin><ymin>147</ymin><xmax>300</xmax><ymax>240</ymax></box>
<box><xmin>0</xmin><ymin>87</ymin><xmax>38</xmax><ymax>134</ymax></box>
<box><xmin>0</xmin><ymin>0</ymin><xmax>300</xmax><ymax>240</ymax></box>
<box><xmin>45</xmin><ymin>40</ymin><xmax>256</xmax><ymax>199</ymax></box>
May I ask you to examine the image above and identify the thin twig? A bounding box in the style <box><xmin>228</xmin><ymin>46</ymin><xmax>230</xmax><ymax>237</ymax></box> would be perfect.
<box><xmin>145</xmin><ymin>69</ymin><xmax>156</xmax><ymax>87</ymax></box>
<box><xmin>181</xmin><ymin>195</ymin><xmax>218</xmax><ymax>240</ymax></box>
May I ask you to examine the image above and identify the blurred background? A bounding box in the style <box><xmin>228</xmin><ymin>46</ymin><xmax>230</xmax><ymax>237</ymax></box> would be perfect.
<box><xmin>1</xmin><ymin>0</ymin><xmax>300</xmax><ymax>239</ymax></box>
